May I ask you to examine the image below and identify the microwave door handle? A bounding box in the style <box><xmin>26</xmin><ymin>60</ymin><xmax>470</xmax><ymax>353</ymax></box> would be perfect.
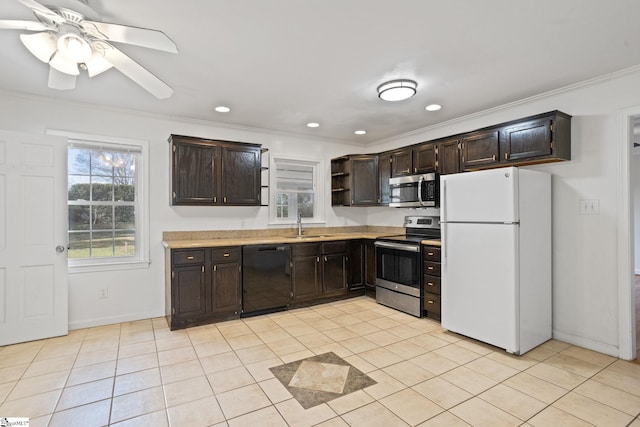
<box><xmin>417</xmin><ymin>175</ymin><xmax>425</xmax><ymax>206</ymax></box>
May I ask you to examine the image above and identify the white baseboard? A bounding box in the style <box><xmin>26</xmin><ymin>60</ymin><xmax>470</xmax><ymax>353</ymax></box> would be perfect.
<box><xmin>69</xmin><ymin>310</ymin><xmax>165</xmax><ymax>330</ymax></box>
<box><xmin>552</xmin><ymin>329</ymin><xmax>620</xmax><ymax>358</ymax></box>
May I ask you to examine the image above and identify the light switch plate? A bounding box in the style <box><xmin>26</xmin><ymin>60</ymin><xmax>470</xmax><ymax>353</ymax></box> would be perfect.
<box><xmin>579</xmin><ymin>199</ymin><xmax>600</xmax><ymax>215</ymax></box>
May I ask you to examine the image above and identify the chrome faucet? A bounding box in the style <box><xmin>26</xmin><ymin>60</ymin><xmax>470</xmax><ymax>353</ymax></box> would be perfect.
<box><xmin>297</xmin><ymin>212</ymin><xmax>303</xmax><ymax>236</ymax></box>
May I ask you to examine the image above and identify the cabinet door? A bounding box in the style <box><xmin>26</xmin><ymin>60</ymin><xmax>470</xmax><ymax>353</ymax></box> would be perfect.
<box><xmin>351</xmin><ymin>156</ymin><xmax>379</xmax><ymax>205</ymax></box>
<box><xmin>412</xmin><ymin>144</ymin><xmax>436</xmax><ymax>174</ymax></box>
<box><xmin>322</xmin><ymin>253</ymin><xmax>347</xmax><ymax>295</ymax></box>
<box><xmin>365</xmin><ymin>240</ymin><xmax>376</xmax><ymax>287</ymax></box>
<box><xmin>390</xmin><ymin>149</ymin><xmax>412</xmax><ymax>177</ymax></box>
<box><xmin>436</xmin><ymin>138</ymin><xmax>460</xmax><ymax>175</ymax></box>
<box><xmin>172</xmin><ymin>265</ymin><xmax>207</xmax><ymax>320</ymax></box>
<box><xmin>378</xmin><ymin>152</ymin><xmax>392</xmax><ymax>205</ymax></box>
<box><xmin>172</xmin><ymin>139</ymin><xmax>219</xmax><ymax>205</ymax></box>
<box><xmin>292</xmin><ymin>255</ymin><xmax>322</xmax><ymax>301</ymax></box>
<box><xmin>348</xmin><ymin>240</ymin><xmax>364</xmax><ymax>289</ymax></box>
<box><xmin>500</xmin><ymin>118</ymin><xmax>552</xmax><ymax>162</ymax></box>
<box><xmin>461</xmin><ymin>130</ymin><xmax>500</xmax><ymax>170</ymax></box>
<box><xmin>221</xmin><ymin>145</ymin><xmax>261</xmax><ymax>205</ymax></box>
<box><xmin>212</xmin><ymin>262</ymin><xmax>242</xmax><ymax>314</ymax></box>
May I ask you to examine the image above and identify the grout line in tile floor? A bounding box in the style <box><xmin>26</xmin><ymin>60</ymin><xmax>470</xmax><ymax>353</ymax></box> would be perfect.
<box><xmin>1</xmin><ymin>295</ymin><xmax>640</xmax><ymax>426</ymax></box>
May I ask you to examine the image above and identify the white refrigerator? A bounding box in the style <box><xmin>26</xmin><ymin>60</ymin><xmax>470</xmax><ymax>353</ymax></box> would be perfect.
<box><xmin>440</xmin><ymin>166</ymin><xmax>551</xmax><ymax>355</ymax></box>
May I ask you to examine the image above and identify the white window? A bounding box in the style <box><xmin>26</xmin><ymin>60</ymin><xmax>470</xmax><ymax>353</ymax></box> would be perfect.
<box><xmin>270</xmin><ymin>156</ymin><xmax>324</xmax><ymax>224</ymax></box>
<box><xmin>54</xmin><ymin>131</ymin><xmax>149</xmax><ymax>272</ymax></box>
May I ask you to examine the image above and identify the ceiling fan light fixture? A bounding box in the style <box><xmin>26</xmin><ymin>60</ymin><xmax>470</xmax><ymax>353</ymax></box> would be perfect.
<box><xmin>49</xmin><ymin>52</ymin><xmax>80</xmax><ymax>75</ymax></box>
<box><xmin>85</xmin><ymin>52</ymin><xmax>113</xmax><ymax>77</ymax></box>
<box><xmin>19</xmin><ymin>32</ymin><xmax>57</xmax><ymax>63</ymax></box>
<box><xmin>377</xmin><ymin>79</ymin><xmax>417</xmax><ymax>102</ymax></box>
<box><xmin>57</xmin><ymin>32</ymin><xmax>92</xmax><ymax>63</ymax></box>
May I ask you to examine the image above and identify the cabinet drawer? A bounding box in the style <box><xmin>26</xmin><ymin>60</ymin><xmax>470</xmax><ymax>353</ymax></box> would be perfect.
<box><xmin>423</xmin><ymin>247</ymin><xmax>441</xmax><ymax>261</ymax></box>
<box><xmin>172</xmin><ymin>250</ymin><xmax>205</xmax><ymax>265</ymax></box>
<box><xmin>212</xmin><ymin>247</ymin><xmax>241</xmax><ymax>263</ymax></box>
<box><xmin>424</xmin><ymin>261</ymin><xmax>441</xmax><ymax>276</ymax></box>
<box><xmin>423</xmin><ymin>292</ymin><xmax>441</xmax><ymax>314</ymax></box>
<box><xmin>292</xmin><ymin>242</ymin><xmax>321</xmax><ymax>257</ymax></box>
<box><xmin>423</xmin><ymin>275</ymin><xmax>441</xmax><ymax>295</ymax></box>
<box><xmin>322</xmin><ymin>241</ymin><xmax>347</xmax><ymax>254</ymax></box>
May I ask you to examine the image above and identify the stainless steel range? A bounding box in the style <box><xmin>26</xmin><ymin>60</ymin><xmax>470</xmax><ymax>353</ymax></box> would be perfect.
<box><xmin>374</xmin><ymin>215</ymin><xmax>441</xmax><ymax>317</ymax></box>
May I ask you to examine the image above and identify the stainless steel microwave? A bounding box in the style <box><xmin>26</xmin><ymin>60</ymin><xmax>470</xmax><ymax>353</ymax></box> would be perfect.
<box><xmin>389</xmin><ymin>173</ymin><xmax>439</xmax><ymax>208</ymax></box>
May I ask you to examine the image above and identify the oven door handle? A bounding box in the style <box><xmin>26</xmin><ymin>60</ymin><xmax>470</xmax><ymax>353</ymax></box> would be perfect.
<box><xmin>374</xmin><ymin>241</ymin><xmax>420</xmax><ymax>252</ymax></box>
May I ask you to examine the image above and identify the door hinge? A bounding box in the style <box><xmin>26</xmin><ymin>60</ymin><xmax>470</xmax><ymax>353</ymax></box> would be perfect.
<box><xmin>172</xmin><ymin>145</ymin><xmax>176</xmax><ymax>152</ymax></box>
<box><xmin>550</xmin><ymin>124</ymin><xmax>554</xmax><ymax>132</ymax></box>
<box><xmin>172</xmin><ymin>192</ymin><xmax>176</xmax><ymax>199</ymax></box>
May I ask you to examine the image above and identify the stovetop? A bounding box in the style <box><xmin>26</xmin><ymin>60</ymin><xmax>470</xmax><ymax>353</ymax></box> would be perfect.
<box><xmin>377</xmin><ymin>215</ymin><xmax>441</xmax><ymax>244</ymax></box>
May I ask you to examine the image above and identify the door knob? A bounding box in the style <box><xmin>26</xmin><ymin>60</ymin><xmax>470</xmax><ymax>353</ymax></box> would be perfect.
<box><xmin>55</xmin><ymin>245</ymin><xmax>65</xmax><ymax>253</ymax></box>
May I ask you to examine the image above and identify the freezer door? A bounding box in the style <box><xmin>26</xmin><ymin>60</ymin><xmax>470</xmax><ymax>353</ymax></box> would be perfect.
<box><xmin>441</xmin><ymin>222</ymin><xmax>519</xmax><ymax>353</ymax></box>
<box><xmin>440</xmin><ymin>167</ymin><xmax>518</xmax><ymax>223</ymax></box>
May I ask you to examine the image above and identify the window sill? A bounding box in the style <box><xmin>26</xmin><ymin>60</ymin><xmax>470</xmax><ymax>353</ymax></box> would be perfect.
<box><xmin>68</xmin><ymin>260</ymin><xmax>151</xmax><ymax>274</ymax></box>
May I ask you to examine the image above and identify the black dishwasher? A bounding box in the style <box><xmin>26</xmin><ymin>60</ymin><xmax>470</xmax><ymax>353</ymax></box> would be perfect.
<box><xmin>242</xmin><ymin>245</ymin><xmax>291</xmax><ymax>316</ymax></box>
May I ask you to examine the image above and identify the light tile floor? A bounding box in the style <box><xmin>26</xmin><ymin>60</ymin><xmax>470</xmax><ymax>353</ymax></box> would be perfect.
<box><xmin>1</xmin><ymin>296</ymin><xmax>640</xmax><ymax>426</ymax></box>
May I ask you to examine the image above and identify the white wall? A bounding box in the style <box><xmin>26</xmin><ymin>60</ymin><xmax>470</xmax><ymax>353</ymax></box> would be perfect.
<box><xmin>1</xmin><ymin>65</ymin><xmax>639</xmax><ymax>357</ymax></box>
<box><xmin>365</xmin><ymin>69</ymin><xmax>640</xmax><ymax>356</ymax></box>
<box><xmin>634</xmin><ymin>150</ymin><xmax>640</xmax><ymax>274</ymax></box>
<box><xmin>0</xmin><ymin>94</ymin><xmax>368</xmax><ymax>329</ymax></box>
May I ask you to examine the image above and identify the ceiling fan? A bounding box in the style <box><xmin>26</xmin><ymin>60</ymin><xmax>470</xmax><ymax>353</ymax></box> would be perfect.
<box><xmin>0</xmin><ymin>0</ymin><xmax>178</xmax><ymax>98</ymax></box>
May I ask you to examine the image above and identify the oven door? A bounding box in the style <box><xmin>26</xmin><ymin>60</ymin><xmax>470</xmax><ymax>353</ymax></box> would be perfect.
<box><xmin>374</xmin><ymin>241</ymin><xmax>421</xmax><ymax>296</ymax></box>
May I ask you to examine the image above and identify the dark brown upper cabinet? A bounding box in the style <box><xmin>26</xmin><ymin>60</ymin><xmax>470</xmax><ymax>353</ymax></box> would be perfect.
<box><xmin>331</xmin><ymin>154</ymin><xmax>379</xmax><ymax>206</ymax></box>
<box><xmin>390</xmin><ymin>148</ymin><xmax>412</xmax><ymax>177</ymax></box>
<box><xmin>436</xmin><ymin>138</ymin><xmax>461</xmax><ymax>175</ymax></box>
<box><xmin>170</xmin><ymin>135</ymin><xmax>261</xmax><ymax>206</ymax></box>
<box><xmin>499</xmin><ymin>111</ymin><xmax>571</xmax><ymax>164</ymax></box>
<box><xmin>412</xmin><ymin>143</ymin><xmax>437</xmax><ymax>174</ymax></box>
<box><xmin>461</xmin><ymin>129</ymin><xmax>501</xmax><ymax>171</ymax></box>
<box><xmin>378</xmin><ymin>152</ymin><xmax>392</xmax><ymax>205</ymax></box>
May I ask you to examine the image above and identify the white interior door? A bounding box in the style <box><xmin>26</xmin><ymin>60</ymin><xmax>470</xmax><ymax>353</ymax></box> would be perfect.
<box><xmin>0</xmin><ymin>130</ymin><xmax>68</xmax><ymax>346</ymax></box>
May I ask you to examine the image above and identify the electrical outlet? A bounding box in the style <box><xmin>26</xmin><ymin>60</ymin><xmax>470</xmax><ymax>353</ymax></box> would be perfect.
<box><xmin>99</xmin><ymin>288</ymin><xmax>109</xmax><ymax>299</ymax></box>
<box><xmin>579</xmin><ymin>199</ymin><xmax>600</xmax><ymax>215</ymax></box>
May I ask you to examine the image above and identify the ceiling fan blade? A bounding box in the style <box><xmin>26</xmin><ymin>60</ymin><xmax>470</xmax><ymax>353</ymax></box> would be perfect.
<box><xmin>82</xmin><ymin>21</ymin><xmax>178</xmax><ymax>53</ymax></box>
<box><xmin>0</xmin><ymin>19</ymin><xmax>50</xmax><ymax>31</ymax></box>
<box><xmin>48</xmin><ymin>66</ymin><xmax>76</xmax><ymax>90</ymax></box>
<box><xmin>15</xmin><ymin>0</ymin><xmax>65</xmax><ymax>24</ymax></box>
<box><xmin>102</xmin><ymin>44</ymin><xmax>173</xmax><ymax>99</ymax></box>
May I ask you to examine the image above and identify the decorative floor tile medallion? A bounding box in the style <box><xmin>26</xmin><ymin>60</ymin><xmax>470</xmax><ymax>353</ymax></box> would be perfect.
<box><xmin>270</xmin><ymin>352</ymin><xmax>377</xmax><ymax>409</ymax></box>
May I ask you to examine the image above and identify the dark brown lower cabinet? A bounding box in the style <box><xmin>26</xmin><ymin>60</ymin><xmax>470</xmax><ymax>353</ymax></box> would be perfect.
<box><xmin>365</xmin><ymin>239</ymin><xmax>376</xmax><ymax>288</ymax></box>
<box><xmin>167</xmin><ymin>247</ymin><xmax>241</xmax><ymax>330</ymax></box>
<box><xmin>291</xmin><ymin>243</ymin><xmax>322</xmax><ymax>302</ymax></box>
<box><xmin>172</xmin><ymin>264</ymin><xmax>207</xmax><ymax>321</ymax></box>
<box><xmin>423</xmin><ymin>245</ymin><xmax>442</xmax><ymax>321</ymax></box>
<box><xmin>321</xmin><ymin>241</ymin><xmax>348</xmax><ymax>296</ymax></box>
<box><xmin>211</xmin><ymin>247</ymin><xmax>242</xmax><ymax>314</ymax></box>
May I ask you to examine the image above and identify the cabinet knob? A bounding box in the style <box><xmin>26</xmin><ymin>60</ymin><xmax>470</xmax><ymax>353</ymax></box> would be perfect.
<box><xmin>427</xmin><ymin>282</ymin><xmax>434</xmax><ymax>286</ymax></box>
<box><xmin>427</xmin><ymin>300</ymin><xmax>435</xmax><ymax>304</ymax></box>
<box><xmin>213</xmin><ymin>196</ymin><xmax>217</xmax><ymax>203</ymax></box>
<box><xmin>187</xmin><ymin>256</ymin><xmax>194</xmax><ymax>260</ymax></box>
<box><xmin>428</xmin><ymin>266</ymin><xmax>434</xmax><ymax>270</ymax></box>
<box><xmin>427</xmin><ymin>252</ymin><xmax>434</xmax><ymax>256</ymax></box>
<box><xmin>223</xmin><ymin>253</ymin><xmax>230</xmax><ymax>257</ymax></box>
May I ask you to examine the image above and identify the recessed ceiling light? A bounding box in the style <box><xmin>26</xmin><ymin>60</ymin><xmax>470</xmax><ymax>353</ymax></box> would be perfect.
<box><xmin>307</xmin><ymin>122</ymin><xmax>320</xmax><ymax>128</ymax></box>
<box><xmin>425</xmin><ymin>104</ymin><xmax>442</xmax><ymax>111</ymax></box>
<box><xmin>377</xmin><ymin>79</ymin><xmax>417</xmax><ymax>102</ymax></box>
<box><xmin>354</xmin><ymin>130</ymin><xmax>367</xmax><ymax>135</ymax></box>
<box><xmin>215</xmin><ymin>106</ymin><xmax>231</xmax><ymax>113</ymax></box>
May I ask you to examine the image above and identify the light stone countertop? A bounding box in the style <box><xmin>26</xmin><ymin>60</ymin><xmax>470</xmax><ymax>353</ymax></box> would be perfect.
<box><xmin>162</xmin><ymin>226</ymin><xmax>441</xmax><ymax>249</ymax></box>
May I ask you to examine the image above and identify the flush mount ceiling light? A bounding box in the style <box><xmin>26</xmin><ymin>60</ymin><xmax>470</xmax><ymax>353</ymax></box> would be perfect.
<box><xmin>426</xmin><ymin>104</ymin><xmax>442</xmax><ymax>111</ymax></box>
<box><xmin>215</xmin><ymin>106</ymin><xmax>231</xmax><ymax>113</ymax></box>
<box><xmin>354</xmin><ymin>130</ymin><xmax>366</xmax><ymax>135</ymax></box>
<box><xmin>307</xmin><ymin>122</ymin><xmax>320</xmax><ymax>128</ymax></box>
<box><xmin>377</xmin><ymin>79</ymin><xmax>417</xmax><ymax>102</ymax></box>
